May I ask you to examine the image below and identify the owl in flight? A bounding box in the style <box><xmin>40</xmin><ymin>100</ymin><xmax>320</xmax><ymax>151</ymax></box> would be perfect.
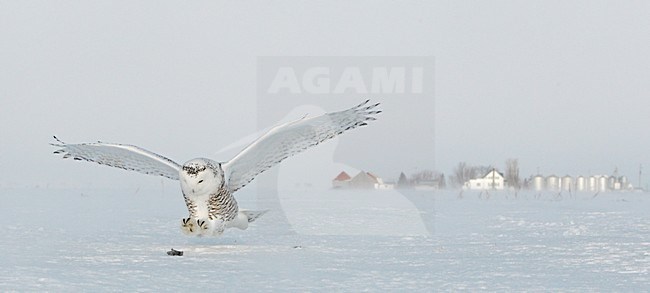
<box><xmin>52</xmin><ymin>100</ymin><xmax>381</xmax><ymax>237</ymax></box>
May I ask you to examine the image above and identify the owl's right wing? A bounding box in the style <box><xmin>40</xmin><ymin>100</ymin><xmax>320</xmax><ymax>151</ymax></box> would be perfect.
<box><xmin>222</xmin><ymin>100</ymin><xmax>381</xmax><ymax>193</ymax></box>
<box><xmin>51</xmin><ymin>136</ymin><xmax>181</xmax><ymax>180</ymax></box>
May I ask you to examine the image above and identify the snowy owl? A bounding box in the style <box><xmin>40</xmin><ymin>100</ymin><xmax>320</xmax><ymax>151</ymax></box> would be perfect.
<box><xmin>51</xmin><ymin>100</ymin><xmax>381</xmax><ymax>237</ymax></box>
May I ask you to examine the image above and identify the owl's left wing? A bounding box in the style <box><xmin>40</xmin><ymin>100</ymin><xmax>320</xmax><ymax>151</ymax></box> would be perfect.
<box><xmin>222</xmin><ymin>100</ymin><xmax>381</xmax><ymax>193</ymax></box>
<box><xmin>51</xmin><ymin>137</ymin><xmax>181</xmax><ymax>180</ymax></box>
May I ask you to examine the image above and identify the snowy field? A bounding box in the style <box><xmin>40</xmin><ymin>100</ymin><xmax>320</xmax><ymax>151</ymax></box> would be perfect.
<box><xmin>1</xmin><ymin>187</ymin><xmax>648</xmax><ymax>291</ymax></box>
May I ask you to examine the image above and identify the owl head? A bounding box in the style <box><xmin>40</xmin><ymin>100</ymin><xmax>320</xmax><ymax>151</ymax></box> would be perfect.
<box><xmin>180</xmin><ymin>158</ymin><xmax>223</xmax><ymax>195</ymax></box>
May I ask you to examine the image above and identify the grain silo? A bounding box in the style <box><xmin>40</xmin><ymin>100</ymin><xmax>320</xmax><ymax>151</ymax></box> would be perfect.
<box><xmin>607</xmin><ymin>176</ymin><xmax>617</xmax><ymax>190</ymax></box>
<box><xmin>546</xmin><ymin>175</ymin><xmax>559</xmax><ymax>191</ymax></box>
<box><xmin>561</xmin><ymin>175</ymin><xmax>573</xmax><ymax>191</ymax></box>
<box><xmin>532</xmin><ymin>175</ymin><xmax>544</xmax><ymax>191</ymax></box>
<box><xmin>576</xmin><ymin>176</ymin><xmax>586</xmax><ymax>191</ymax></box>
<box><xmin>588</xmin><ymin>176</ymin><xmax>597</xmax><ymax>192</ymax></box>
<box><xmin>619</xmin><ymin>176</ymin><xmax>629</xmax><ymax>189</ymax></box>
<box><xmin>597</xmin><ymin>176</ymin><xmax>608</xmax><ymax>192</ymax></box>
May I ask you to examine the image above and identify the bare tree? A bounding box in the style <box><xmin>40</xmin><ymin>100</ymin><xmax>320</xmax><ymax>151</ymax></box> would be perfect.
<box><xmin>451</xmin><ymin>162</ymin><xmax>477</xmax><ymax>188</ymax></box>
<box><xmin>411</xmin><ymin>170</ymin><xmax>435</xmax><ymax>182</ymax></box>
<box><xmin>474</xmin><ymin>165</ymin><xmax>494</xmax><ymax>177</ymax></box>
<box><xmin>410</xmin><ymin>170</ymin><xmax>446</xmax><ymax>189</ymax></box>
<box><xmin>505</xmin><ymin>158</ymin><xmax>521</xmax><ymax>189</ymax></box>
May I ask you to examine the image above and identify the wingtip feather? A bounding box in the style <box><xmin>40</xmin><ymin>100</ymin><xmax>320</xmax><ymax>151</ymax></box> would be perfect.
<box><xmin>357</xmin><ymin>99</ymin><xmax>370</xmax><ymax>108</ymax></box>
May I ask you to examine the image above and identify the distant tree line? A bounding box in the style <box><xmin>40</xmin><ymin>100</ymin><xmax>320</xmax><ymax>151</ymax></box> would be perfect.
<box><xmin>396</xmin><ymin>170</ymin><xmax>446</xmax><ymax>189</ymax></box>
<box><xmin>504</xmin><ymin>158</ymin><xmax>521</xmax><ymax>190</ymax></box>
<box><xmin>393</xmin><ymin>158</ymin><xmax>522</xmax><ymax>190</ymax></box>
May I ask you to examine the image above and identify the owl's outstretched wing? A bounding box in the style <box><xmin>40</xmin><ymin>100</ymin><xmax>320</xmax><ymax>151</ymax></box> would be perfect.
<box><xmin>222</xmin><ymin>100</ymin><xmax>381</xmax><ymax>192</ymax></box>
<box><xmin>51</xmin><ymin>137</ymin><xmax>181</xmax><ymax>180</ymax></box>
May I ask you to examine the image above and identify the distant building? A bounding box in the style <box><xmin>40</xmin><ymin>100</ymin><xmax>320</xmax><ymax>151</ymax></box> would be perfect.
<box><xmin>597</xmin><ymin>175</ymin><xmax>608</xmax><ymax>192</ymax></box>
<box><xmin>576</xmin><ymin>176</ymin><xmax>586</xmax><ymax>191</ymax></box>
<box><xmin>464</xmin><ymin>169</ymin><xmax>505</xmax><ymax>190</ymax></box>
<box><xmin>332</xmin><ymin>171</ymin><xmax>352</xmax><ymax>189</ymax></box>
<box><xmin>619</xmin><ymin>176</ymin><xmax>631</xmax><ymax>190</ymax></box>
<box><xmin>561</xmin><ymin>175</ymin><xmax>573</xmax><ymax>191</ymax></box>
<box><xmin>349</xmin><ymin>171</ymin><xmax>380</xmax><ymax>189</ymax></box>
<box><xmin>532</xmin><ymin>175</ymin><xmax>544</xmax><ymax>191</ymax></box>
<box><xmin>608</xmin><ymin>176</ymin><xmax>617</xmax><ymax>190</ymax></box>
<box><xmin>588</xmin><ymin>176</ymin><xmax>597</xmax><ymax>192</ymax></box>
<box><xmin>528</xmin><ymin>173</ymin><xmax>634</xmax><ymax>192</ymax></box>
<box><xmin>546</xmin><ymin>175</ymin><xmax>559</xmax><ymax>191</ymax></box>
<box><xmin>332</xmin><ymin>171</ymin><xmax>392</xmax><ymax>189</ymax></box>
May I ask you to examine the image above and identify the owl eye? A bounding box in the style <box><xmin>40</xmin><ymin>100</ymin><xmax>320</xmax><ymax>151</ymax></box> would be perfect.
<box><xmin>198</xmin><ymin>180</ymin><xmax>204</xmax><ymax>184</ymax></box>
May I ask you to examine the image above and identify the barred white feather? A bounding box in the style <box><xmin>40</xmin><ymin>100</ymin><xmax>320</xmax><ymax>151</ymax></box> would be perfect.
<box><xmin>51</xmin><ymin>137</ymin><xmax>181</xmax><ymax>180</ymax></box>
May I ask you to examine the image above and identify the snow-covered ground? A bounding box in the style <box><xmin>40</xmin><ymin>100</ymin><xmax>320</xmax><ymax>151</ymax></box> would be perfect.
<box><xmin>1</xmin><ymin>187</ymin><xmax>648</xmax><ymax>291</ymax></box>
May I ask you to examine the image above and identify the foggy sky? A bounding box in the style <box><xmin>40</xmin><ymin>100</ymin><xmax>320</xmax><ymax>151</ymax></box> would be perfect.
<box><xmin>1</xmin><ymin>1</ymin><xmax>649</xmax><ymax>189</ymax></box>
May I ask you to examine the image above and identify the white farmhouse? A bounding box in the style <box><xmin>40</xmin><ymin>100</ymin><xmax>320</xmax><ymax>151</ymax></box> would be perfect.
<box><xmin>464</xmin><ymin>169</ymin><xmax>505</xmax><ymax>190</ymax></box>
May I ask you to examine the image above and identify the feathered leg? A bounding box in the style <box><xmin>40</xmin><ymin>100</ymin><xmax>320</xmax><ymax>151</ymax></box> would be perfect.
<box><xmin>181</xmin><ymin>217</ymin><xmax>199</xmax><ymax>236</ymax></box>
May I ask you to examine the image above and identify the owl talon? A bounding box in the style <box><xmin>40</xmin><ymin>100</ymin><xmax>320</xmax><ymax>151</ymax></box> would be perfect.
<box><xmin>197</xmin><ymin>219</ymin><xmax>211</xmax><ymax>232</ymax></box>
<box><xmin>181</xmin><ymin>217</ymin><xmax>197</xmax><ymax>235</ymax></box>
